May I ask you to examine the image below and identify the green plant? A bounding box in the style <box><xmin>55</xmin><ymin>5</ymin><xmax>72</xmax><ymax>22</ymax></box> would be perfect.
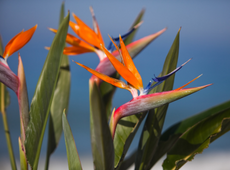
<box><xmin>0</xmin><ymin>3</ymin><xmax>229</xmax><ymax>170</ymax></box>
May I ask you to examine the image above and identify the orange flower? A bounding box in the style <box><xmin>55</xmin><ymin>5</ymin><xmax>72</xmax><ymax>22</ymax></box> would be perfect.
<box><xmin>0</xmin><ymin>25</ymin><xmax>37</xmax><ymax>92</ymax></box>
<box><xmin>74</xmin><ymin>36</ymin><xmax>211</xmax><ymax>138</ymax></box>
<box><xmin>49</xmin><ymin>7</ymin><xmax>145</xmax><ymax>62</ymax></box>
<box><xmin>75</xmin><ymin>35</ymin><xmax>190</xmax><ymax>98</ymax></box>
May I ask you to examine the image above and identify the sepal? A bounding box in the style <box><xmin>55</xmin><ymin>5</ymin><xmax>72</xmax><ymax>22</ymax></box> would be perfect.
<box><xmin>0</xmin><ymin>60</ymin><xmax>19</xmax><ymax>93</ymax></box>
<box><xmin>110</xmin><ymin>84</ymin><xmax>211</xmax><ymax>138</ymax></box>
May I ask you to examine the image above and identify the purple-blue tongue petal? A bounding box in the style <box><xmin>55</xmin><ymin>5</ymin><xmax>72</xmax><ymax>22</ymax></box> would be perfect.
<box><xmin>143</xmin><ymin>59</ymin><xmax>191</xmax><ymax>94</ymax></box>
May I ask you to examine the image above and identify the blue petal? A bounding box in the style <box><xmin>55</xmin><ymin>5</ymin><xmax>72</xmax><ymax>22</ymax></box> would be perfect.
<box><xmin>143</xmin><ymin>59</ymin><xmax>191</xmax><ymax>94</ymax></box>
<box><xmin>107</xmin><ymin>25</ymin><xmax>139</xmax><ymax>52</ymax></box>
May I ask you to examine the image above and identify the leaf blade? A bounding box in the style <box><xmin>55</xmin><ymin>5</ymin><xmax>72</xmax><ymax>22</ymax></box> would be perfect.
<box><xmin>24</xmin><ymin>12</ymin><xmax>70</xmax><ymax>169</ymax></box>
<box><xmin>89</xmin><ymin>80</ymin><xmax>114</xmax><ymax>170</ymax></box>
<box><xmin>45</xmin><ymin>3</ymin><xmax>71</xmax><ymax>169</ymax></box>
<box><xmin>162</xmin><ymin>101</ymin><xmax>230</xmax><ymax>170</ymax></box>
<box><xmin>150</xmin><ymin>100</ymin><xmax>230</xmax><ymax>167</ymax></box>
<box><xmin>62</xmin><ymin>111</ymin><xmax>82</xmax><ymax>170</ymax></box>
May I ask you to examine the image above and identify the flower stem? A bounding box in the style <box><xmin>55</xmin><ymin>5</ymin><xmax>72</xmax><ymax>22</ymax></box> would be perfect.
<box><xmin>1</xmin><ymin>83</ymin><xmax>17</xmax><ymax>170</ymax></box>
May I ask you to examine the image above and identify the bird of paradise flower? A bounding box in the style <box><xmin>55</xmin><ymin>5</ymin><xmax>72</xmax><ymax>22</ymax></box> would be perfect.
<box><xmin>74</xmin><ymin>35</ymin><xmax>211</xmax><ymax>138</ymax></box>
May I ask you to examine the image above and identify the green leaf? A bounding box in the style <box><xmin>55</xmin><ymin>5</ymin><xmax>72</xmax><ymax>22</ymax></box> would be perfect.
<box><xmin>123</xmin><ymin>8</ymin><xmax>145</xmax><ymax>45</ymax></box>
<box><xmin>135</xmin><ymin>28</ymin><xmax>181</xmax><ymax>170</ymax></box>
<box><xmin>89</xmin><ymin>80</ymin><xmax>114</xmax><ymax>170</ymax></box>
<box><xmin>150</xmin><ymin>100</ymin><xmax>230</xmax><ymax>168</ymax></box>
<box><xmin>162</xmin><ymin>100</ymin><xmax>230</xmax><ymax>170</ymax></box>
<box><xmin>100</xmin><ymin>9</ymin><xmax>145</xmax><ymax>119</ymax></box>
<box><xmin>62</xmin><ymin>110</ymin><xmax>82</xmax><ymax>170</ymax></box>
<box><xmin>113</xmin><ymin>28</ymin><xmax>180</xmax><ymax>169</ymax></box>
<box><xmin>45</xmin><ymin>3</ymin><xmax>71</xmax><ymax>169</ymax></box>
<box><xmin>24</xmin><ymin>12</ymin><xmax>70</xmax><ymax>169</ymax></box>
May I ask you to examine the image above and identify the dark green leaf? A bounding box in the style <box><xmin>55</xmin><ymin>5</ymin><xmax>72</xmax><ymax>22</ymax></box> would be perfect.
<box><xmin>62</xmin><ymin>111</ymin><xmax>82</xmax><ymax>170</ymax></box>
<box><xmin>45</xmin><ymin>3</ymin><xmax>71</xmax><ymax>169</ymax></box>
<box><xmin>150</xmin><ymin>100</ymin><xmax>230</xmax><ymax>167</ymax></box>
<box><xmin>24</xmin><ymin>13</ymin><xmax>69</xmax><ymax>169</ymax></box>
<box><xmin>162</xmin><ymin>100</ymin><xmax>230</xmax><ymax>170</ymax></box>
<box><xmin>123</xmin><ymin>8</ymin><xmax>145</xmax><ymax>45</ymax></box>
<box><xmin>90</xmin><ymin>80</ymin><xmax>114</xmax><ymax>170</ymax></box>
<box><xmin>135</xmin><ymin>28</ymin><xmax>180</xmax><ymax>170</ymax></box>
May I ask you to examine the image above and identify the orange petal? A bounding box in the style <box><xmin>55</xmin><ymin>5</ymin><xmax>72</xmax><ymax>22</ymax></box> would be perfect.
<box><xmin>108</xmin><ymin>35</ymin><xmax>124</xmax><ymax>64</ymax></box>
<box><xmin>3</xmin><ymin>25</ymin><xmax>37</xmax><ymax>59</ymax></box>
<box><xmin>70</xmin><ymin>13</ymin><xmax>102</xmax><ymax>49</ymax></box>
<box><xmin>89</xmin><ymin>6</ymin><xmax>104</xmax><ymax>46</ymax></box>
<box><xmin>63</xmin><ymin>46</ymin><xmax>93</xmax><ymax>55</ymax></box>
<box><xmin>3</xmin><ymin>31</ymin><xmax>23</xmax><ymax>58</ymax></box>
<box><xmin>49</xmin><ymin>27</ymin><xmax>95</xmax><ymax>51</ymax></box>
<box><xmin>119</xmin><ymin>35</ymin><xmax>143</xmax><ymax>89</ymax></box>
<box><xmin>102</xmin><ymin>45</ymin><xmax>142</xmax><ymax>90</ymax></box>
<box><xmin>74</xmin><ymin>61</ymin><xmax>131</xmax><ymax>91</ymax></box>
<box><xmin>175</xmin><ymin>74</ymin><xmax>203</xmax><ymax>91</ymax></box>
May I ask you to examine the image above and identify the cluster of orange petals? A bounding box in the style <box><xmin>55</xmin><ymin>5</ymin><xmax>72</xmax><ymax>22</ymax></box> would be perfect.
<box><xmin>75</xmin><ymin>35</ymin><xmax>145</xmax><ymax>98</ymax></box>
<box><xmin>49</xmin><ymin>11</ymin><xmax>105</xmax><ymax>56</ymax></box>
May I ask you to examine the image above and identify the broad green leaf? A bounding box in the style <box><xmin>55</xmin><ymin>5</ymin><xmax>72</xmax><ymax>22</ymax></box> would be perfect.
<box><xmin>19</xmin><ymin>137</ymin><xmax>28</xmax><ymax>170</ymax></box>
<box><xmin>62</xmin><ymin>111</ymin><xmax>82</xmax><ymax>170</ymax></box>
<box><xmin>45</xmin><ymin>3</ymin><xmax>71</xmax><ymax>169</ymax></box>
<box><xmin>114</xmin><ymin>29</ymin><xmax>180</xmax><ymax>169</ymax></box>
<box><xmin>89</xmin><ymin>80</ymin><xmax>114</xmax><ymax>170</ymax></box>
<box><xmin>150</xmin><ymin>100</ymin><xmax>230</xmax><ymax>167</ymax></box>
<box><xmin>24</xmin><ymin>13</ymin><xmax>69</xmax><ymax>169</ymax></box>
<box><xmin>135</xmin><ymin>28</ymin><xmax>180</xmax><ymax>170</ymax></box>
<box><xmin>162</xmin><ymin>100</ymin><xmax>230</xmax><ymax>170</ymax></box>
<box><xmin>100</xmin><ymin>9</ymin><xmax>145</xmax><ymax>119</ymax></box>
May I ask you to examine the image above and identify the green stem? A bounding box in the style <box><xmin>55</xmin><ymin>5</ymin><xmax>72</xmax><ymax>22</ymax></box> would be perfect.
<box><xmin>2</xmin><ymin>110</ymin><xmax>17</xmax><ymax>170</ymax></box>
<box><xmin>1</xmin><ymin>83</ymin><xmax>17</xmax><ymax>170</ymax></box>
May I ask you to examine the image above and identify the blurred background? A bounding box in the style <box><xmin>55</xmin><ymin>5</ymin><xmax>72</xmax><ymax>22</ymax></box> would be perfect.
<box><xmin>0</xmin><ymin>1</ymin><xmax>230</xmax><ymax>169</ymax></box>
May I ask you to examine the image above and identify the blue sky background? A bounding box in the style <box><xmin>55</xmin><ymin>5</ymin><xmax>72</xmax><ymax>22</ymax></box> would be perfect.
<box><xmin>0</xmin><ymin>0</ymin><xmax>230</xmax><ymax>163</ymax></box>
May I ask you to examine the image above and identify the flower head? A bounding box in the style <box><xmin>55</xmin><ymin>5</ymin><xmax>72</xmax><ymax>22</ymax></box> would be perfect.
<box><xmin>75</xmin><ymin>35</ymin><xmax>188</xmax><ymax>98</ymax></box>
<box><xmin>48</xmin><ymin>7</ymin><xmax>142</xmax><ymax>61</ymax></box>
<box><xmin>0</xmin><ymin>25</ymin><xmax>37</xmax><ymax>92</ymax></box>
<box><xmin>0</xmin><ymin>26</ymin><xmax>36</xmax><ymax>141</ymax></box>
<box><xmin>75</xmin><ymin>36</ymin><xmax>211</xmax><ymax>138</ymax></box>
<box><xmin>48</xmin><ymin>8</ymin><xmax>167</xmax><ymax>81</ymax></box>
